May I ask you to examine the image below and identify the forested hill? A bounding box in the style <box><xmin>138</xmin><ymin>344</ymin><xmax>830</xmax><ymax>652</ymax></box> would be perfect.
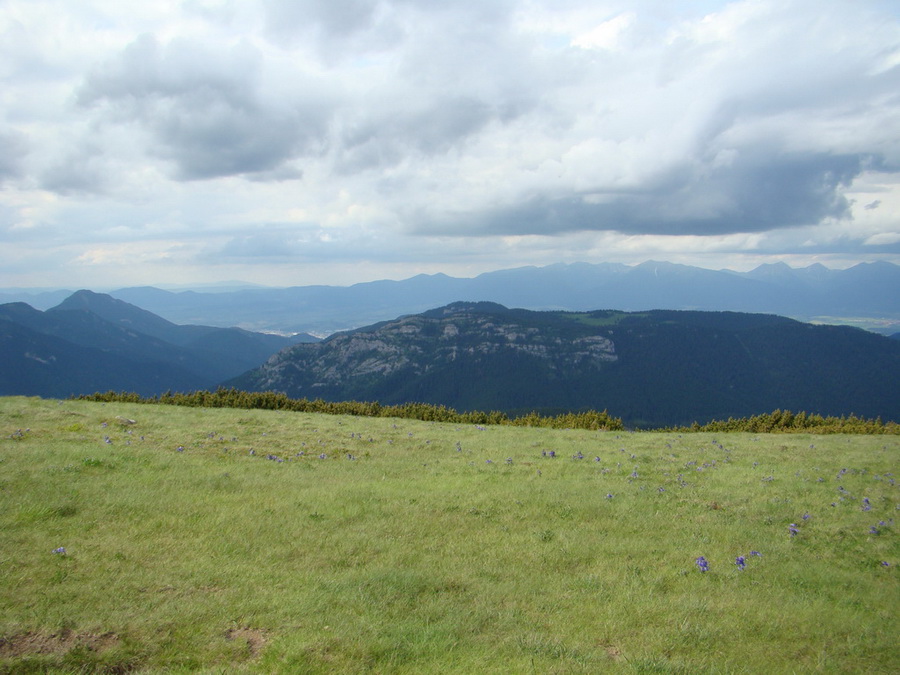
<box><xmin>0</xmin><ymin>291</ymin><xmax>317</xmax><ymax>398</ymax></box>
<box><xmin>229</xmin><ymin>302</ymin><xmax>900</xmax><ymax>428</ymax></box>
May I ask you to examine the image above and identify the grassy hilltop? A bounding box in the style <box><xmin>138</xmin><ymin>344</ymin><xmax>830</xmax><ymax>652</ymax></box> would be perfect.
<box><xmin>1</xmin><ymin>396</ymin><xmax>897</xmax><ymax>673</ymax></box>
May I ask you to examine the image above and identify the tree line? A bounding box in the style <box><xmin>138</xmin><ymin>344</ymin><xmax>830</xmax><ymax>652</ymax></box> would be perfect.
<box><xmin>669</xmin><ymin>408</ymin><xmax>897</xmax><ymax>434</ymax></box>
<box><xmin>76</xmin><ymin>388</ymin><xmax>623</xmax><ymax>430</ymax></box>
<box><xmin>74</xmin><ymin>389</ymin><xmax>897</xmax><ymax>434</ymax></box>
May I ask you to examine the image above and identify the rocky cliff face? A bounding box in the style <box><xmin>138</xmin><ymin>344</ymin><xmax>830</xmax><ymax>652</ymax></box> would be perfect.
<box><xmin>238</xmin><ymin>302</ymin><xmax>617</xmax><ymax>395</ymax></box>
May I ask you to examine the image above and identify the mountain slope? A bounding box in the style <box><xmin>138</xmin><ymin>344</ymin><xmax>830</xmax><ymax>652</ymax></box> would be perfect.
<box><xmin>0</xmin><ymin>293</ymin><xmax>317</xmax><ymax>398</ymax></box>
<box><xmin>229</xmin><ymin>303</ymin><xmax>900</xmax><ymax>427</ymax></box>
<box><xmin>0</xmin><ymin>318</ymin><xmax>209</xmax><ymax>397</ymax></box>
<box><xmin>47</xmin><ymin>290</ymin><xmax>316</xmax><ymax>380</ymax></box>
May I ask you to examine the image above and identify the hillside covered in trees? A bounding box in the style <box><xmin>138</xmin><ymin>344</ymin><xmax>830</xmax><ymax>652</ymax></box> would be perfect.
<box><xmin>230</xmin><ymin>303</ymin><xmax>900</xmax><ymax>428</ymax></box>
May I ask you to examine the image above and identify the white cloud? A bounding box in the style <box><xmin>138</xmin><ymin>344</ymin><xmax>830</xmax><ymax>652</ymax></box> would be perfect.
<box><xmin>0</xmin><ymin>0</ymin><xmax>897</xmax><ymax>288</ymax></box>
<box><xmin>572</xmin><ymin>12</ymin><xmax>636</xmax><ymax>50</ymax></box>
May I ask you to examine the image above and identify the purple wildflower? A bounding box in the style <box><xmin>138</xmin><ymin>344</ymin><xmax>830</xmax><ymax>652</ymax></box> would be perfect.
<box><xmin>862</xmin><ymin>498</ymin><xmax>871</xmax><ymax>512</ymax></box>
<box><xmin>789</xmin><ymin>523</ymin><xmax>800</xmax><ymax>537</ymax></box>
<box><xmin>605</xmin><ymin>493</ymin><xmax>614</xmax><ymax>499</ymax></box>
<box><xmin>549</xmin><ymin>451</ymin><xmax>556</xmax><ymax>458</ymax></box>
<box><xmin>318</xmin><ymin>453</ymin><xmax>327</xmax><ymax>459</ymax></box>
<box><xmin>749</xmin><ymin>550</ymin><xmax>762</xmax><ymax>557</ymax></box>
<box><xmin>881</xmin><ymin>561</ymin><xmax>890</xmax><ymax>567</ymax></box>
<box><xmin>52</xmin><ymin>547</ymin><xmax>66</xmax><ymax>555</ymax></box>
<box><xmin>176</xmin><ymin>446</ymin><xmax>184</xmax><ymax>452</ymax></box>
<box><xmin>735</xmin><ymin>556</ymin><xmax>746</xmax><ymax>570</ymax></box>
<box><xmin>695</xmin><ymin>556</ymin><xmax>709</xmax><ymax>573</ymax></box>
<box><xmin>869</xmin><ymin>526</ymin><xmax>880</xmax><ymax>535</ymax></box>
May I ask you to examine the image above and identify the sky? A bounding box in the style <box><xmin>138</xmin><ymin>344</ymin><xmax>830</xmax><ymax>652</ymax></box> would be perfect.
<box><xmin>1</xmin><ymin>0</ymin><xmax>899</xmax><ymax>289</ymax></box>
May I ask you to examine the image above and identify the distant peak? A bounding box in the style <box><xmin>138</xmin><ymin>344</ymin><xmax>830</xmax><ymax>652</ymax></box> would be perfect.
<box><xmin>53</xmin><ymin>289</ymin><xmax>119</xmax><ymax>309</ymax></box>
<box><xmin>745</xmin><ymin>262</ymin><xmax>798</xmax><ymax>280</ymax></box>
<box><xmin>48</xmin><ymin>289</ymin><xmax>178</xmax><ymax>330</ymax></box>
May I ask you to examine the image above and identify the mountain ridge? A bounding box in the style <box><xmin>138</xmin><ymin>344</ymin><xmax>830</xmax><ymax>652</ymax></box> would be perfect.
<box><xmin>118</xmin><ymin>260</ymin><xmax>899</xmax><ymax>334</ymax></box>
<box><xmin>228</xmin><ymin>302</ymin><xmax>900</xmax><ymax>428</ymax></box>
<box><xmin>0</xmin><ymin>292</ymin><xmax>317</xmax><ymax>398</ymax></box>
<box><xmin>2</xmin><ymin>261</ymin><xmax>897</xmax><ymax>335</ymax></box>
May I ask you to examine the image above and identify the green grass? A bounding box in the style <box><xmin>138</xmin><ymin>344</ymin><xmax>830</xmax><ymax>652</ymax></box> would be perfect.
<box><xmin>0</xmin><ymin>396</ymin><xmax>897</xmax><ymax>673</ymax></box>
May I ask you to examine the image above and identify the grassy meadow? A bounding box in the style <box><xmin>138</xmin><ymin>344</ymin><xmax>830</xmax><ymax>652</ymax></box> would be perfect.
<box><xmin>0</xmin><ymin>396</ymin><xmax>897</xmax><ymax>673</ymax></box>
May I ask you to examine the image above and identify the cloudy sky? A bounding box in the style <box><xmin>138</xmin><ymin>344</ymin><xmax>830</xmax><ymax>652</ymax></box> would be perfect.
<box><xmin>1</xmin><ymin>0</ymin><xmax>899</xmax><ymax>289</ymax></box>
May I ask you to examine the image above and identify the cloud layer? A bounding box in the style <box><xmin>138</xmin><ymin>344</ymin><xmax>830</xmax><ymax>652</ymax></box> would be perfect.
<box><xmin>1</xmin><ymin>0</ymin><xmax>898</xmax><ymax>286</ymax></box>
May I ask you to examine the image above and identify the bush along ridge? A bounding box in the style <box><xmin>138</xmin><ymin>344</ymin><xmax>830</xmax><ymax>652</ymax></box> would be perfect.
<box><xmin>74</xmin><ymin>390</ymin><xmax>897</xmax><ymax>433</ymax></box>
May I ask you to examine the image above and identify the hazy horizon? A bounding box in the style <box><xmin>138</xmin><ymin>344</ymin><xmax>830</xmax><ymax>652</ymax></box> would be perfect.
<box><xmin>2</xmin><ymin>258</ymin><xmax>895</xmax><ymax>295</ymax></box>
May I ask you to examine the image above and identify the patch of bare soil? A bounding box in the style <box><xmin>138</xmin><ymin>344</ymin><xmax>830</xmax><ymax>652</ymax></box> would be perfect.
<box><xmin>604</xmin><ymin>645</ymin><xmax>623</xmax><ymax>661</ymax></box>
<box><xmin>225</xmin><ymin>627</ymin><xmax>267</xmax><ymax>658</ymax></box>
<box><xmin>0</xmin><ymin>629</ymin><xmax>119</xmax><ymax>657</ymax></box>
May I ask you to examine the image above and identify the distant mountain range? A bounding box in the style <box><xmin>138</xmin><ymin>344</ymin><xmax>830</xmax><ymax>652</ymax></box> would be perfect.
<box><xmin>2</xmin><ymin>261</ymin><xmax>898</xmax><ymax>336</ymax></box>
<box><xmin>2</xmin><ymin>290</ymin><xmax>897</xmax><ymax>427</ymax></box>
<box><xmin>0</xmin><ymin>291</ymin><xmax>317</xmax><ymax>398</ymax></box>
<box><xmin>229</xmin><ymin>302</ymin><xmax>900</xmax><ymax>428</ymax></box>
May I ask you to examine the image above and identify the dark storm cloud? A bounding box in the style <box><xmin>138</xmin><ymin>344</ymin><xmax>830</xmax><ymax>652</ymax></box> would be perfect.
<box><xmin>77</xmin><ymin>34</ymin><xmax>329</xmax><ymax>180</ymax></box>
<box><xmin>420</xmin><ymin>151</ymin><xmax>868</xmax><ymax>237</ymax></box>
<box><xmin>337</xmin><ymin>95</ymin><xmax>498</xmax><ymax>172</ymax></box>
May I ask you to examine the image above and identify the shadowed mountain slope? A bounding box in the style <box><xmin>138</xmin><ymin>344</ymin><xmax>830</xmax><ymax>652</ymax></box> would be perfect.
<box><xmin>229</xmin><ymin>302</ymin><xmax>900</xmax><ymax>428</ymax></box>
<box><xmin>0</xmin><ymin>292</ymin><xmax>317</xmax><ymax>398</ymax></box>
